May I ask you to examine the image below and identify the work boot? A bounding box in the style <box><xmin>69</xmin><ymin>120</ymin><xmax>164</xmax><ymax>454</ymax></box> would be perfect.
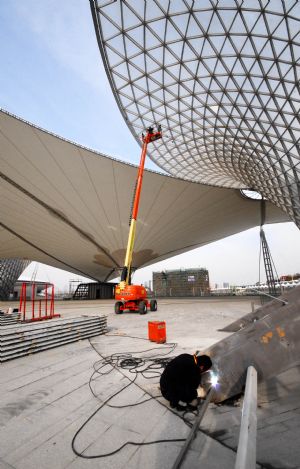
<box><xmin>176</xmin><ymin>403</ymin><xmax>187</xmax><ymax>411</ymax></box>
<box><xmin>177</xmin><ymin>400</ymin><xmax>188</xmax><ymax>411</ymax></box>
<box><xmin>170</xmin><ymin>401</ymin><xmax>187</xmax><ymax>412</ymax></box>
<box><xmin>187</xmin><ymin>398</ymin><xmax>198</xmax><ymax>411</ymax></box>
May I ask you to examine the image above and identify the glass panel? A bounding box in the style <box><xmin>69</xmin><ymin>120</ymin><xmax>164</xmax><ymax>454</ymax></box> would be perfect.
<box><xmin>93</xmin><ymin>1</ymin><xmax>300</xmax><ymax>226</ymax></box>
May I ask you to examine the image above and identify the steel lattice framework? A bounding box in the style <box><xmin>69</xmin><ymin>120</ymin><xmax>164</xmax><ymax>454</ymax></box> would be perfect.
<box><xmin>90</xmin><ymin>0</ymin><xmax>300</xmax><ymax>227</ymax></box>
<box><xmin>0</xmin><ymin>259</ymin><xmax>31</xmax><ymax>300</ymax></box>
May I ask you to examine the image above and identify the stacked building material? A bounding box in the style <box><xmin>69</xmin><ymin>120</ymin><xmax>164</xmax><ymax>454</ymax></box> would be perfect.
<box><xmin>0</xmin><ymin>315</ymin><xmax>107</xmax><ymax>362</ymax></box>
<box><xmin>0</xmin><ymin>310</ymin><xmax>21</xmax><ymax>326</ymax></box>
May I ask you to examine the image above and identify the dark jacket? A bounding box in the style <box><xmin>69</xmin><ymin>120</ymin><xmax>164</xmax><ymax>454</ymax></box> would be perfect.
<box><xmin>160</xmin><ymin>353</ymin><xmax>201</xmax><ymax>405</ymax></box>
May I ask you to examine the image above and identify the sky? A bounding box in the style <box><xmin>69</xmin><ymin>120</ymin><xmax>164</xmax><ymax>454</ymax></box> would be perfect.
<box><xmin>1</xmin><ymin>0</ymin><xmax>299</xmax><ymax>292</ymax></box>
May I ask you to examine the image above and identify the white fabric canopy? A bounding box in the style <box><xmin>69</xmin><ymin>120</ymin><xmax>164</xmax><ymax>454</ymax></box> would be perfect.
<box><xmin>0</xmin><ymin>110</ymin><xmax>288</xmax><ymax>281</ymax></box>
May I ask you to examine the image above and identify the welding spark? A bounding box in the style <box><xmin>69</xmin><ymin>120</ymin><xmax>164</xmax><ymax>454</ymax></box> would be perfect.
<box><xmin>210</xmin><ymin>371</ymin><xmax>219</xmax><ymax>387</ymax></box>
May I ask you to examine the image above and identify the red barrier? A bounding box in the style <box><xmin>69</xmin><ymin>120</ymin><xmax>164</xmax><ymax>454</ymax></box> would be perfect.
<box><xmin>19</xmin><ymin>282</ymin><xmax>60</xmax><ymax>322</ymax></box>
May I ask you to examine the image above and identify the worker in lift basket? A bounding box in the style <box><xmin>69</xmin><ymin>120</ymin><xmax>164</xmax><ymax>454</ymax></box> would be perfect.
<box><xmin>160</xmin><ymin>353</ymin><xmax>212</xmax><ymax>411</ymax></box>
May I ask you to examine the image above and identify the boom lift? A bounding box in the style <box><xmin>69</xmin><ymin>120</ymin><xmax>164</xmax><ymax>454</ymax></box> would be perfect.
<box><xmin>114</xmin><ymin>125</ymin><xmax>162</xmax><ymax>314</ymax></box>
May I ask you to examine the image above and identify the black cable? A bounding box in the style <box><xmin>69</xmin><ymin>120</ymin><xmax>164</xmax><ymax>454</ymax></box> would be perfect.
<box><xmin>71</xmin><ymin>335</ymin><xmax>195</xmax><ymax>460</ymax></box>
<box><xmin>79</xmin><ymin>336</ymin><xmax>272</xmax><ymax>469</ymax></box>
<box><xmin>106</xmin><ymin>332</ymin><xmax>150</xmax><ymax>340</ymax></box>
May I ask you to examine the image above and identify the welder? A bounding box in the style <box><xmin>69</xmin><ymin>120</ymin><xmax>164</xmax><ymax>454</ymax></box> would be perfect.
<box><xmin>160</xmin><ymin>353</ymin><xmax>212</xmax><ymax>411</ymax></box>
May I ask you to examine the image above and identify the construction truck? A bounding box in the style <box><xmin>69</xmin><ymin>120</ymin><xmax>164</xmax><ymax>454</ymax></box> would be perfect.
<box><xmin>114</xmin><ymin>125</ymin><xmax>162</xmax><ymax>314</ymax></box>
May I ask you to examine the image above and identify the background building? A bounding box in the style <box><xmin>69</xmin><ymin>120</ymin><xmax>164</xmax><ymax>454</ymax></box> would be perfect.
<box><xmin>72</xmin><ymin>282</ymin><xmax>117</xmax><ymax>300</ymax></box>
<box><xmin>153</xmin><ymin>268</ymin><xmax>210</xmax><ymax>297</ymax></box>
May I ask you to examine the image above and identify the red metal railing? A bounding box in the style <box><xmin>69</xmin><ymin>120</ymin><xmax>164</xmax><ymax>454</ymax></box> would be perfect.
<box><xmin>19</xmin><ymin>282</ymin><xmax>60</xmax><ymax>322</ymax></box>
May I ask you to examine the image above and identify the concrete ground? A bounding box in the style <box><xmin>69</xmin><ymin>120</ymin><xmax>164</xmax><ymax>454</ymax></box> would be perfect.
<box><xmin>0</xmin><ymin>297</ymin><xmax>299</xmax><ymax>469</ymax></box>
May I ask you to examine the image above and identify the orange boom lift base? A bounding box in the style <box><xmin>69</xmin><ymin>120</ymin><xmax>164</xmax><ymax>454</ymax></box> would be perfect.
<box><xmin>114</xmin><ymin>125</ymin><xmax>162</xmax><ymax>315</ymax></box>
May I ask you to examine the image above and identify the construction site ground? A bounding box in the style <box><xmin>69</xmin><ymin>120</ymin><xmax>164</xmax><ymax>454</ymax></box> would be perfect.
<box><xmin>1</xmin><ymin>297</ymin><xmax>299</xmax><ymax>469</ymax></box>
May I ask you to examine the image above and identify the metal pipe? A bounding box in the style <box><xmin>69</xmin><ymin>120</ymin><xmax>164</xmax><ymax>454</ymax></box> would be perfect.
<box><xmin>23</xmin><ymin>283</ymin><xmax>26</xmax><ymax>322</ymax></box>
<box><xmin>50</xmin><ymin>284</ymin><xmax>54</xmax><ymax>317</ymax></box>
<box><xmin>32</xmin><ymin>282</ymin><xmax>35</xmax><ymax>320</ymax></box>
<box><xmin>172</xmin><ymin>387</ymin><xmax>214</xmax><ymax>469</ymax></box>
<box><xmin>250</xmin><ymin>288</ymin><xmax>288</xmax><ymax>305</ymax></box>
<box><xmin>45</xmin><ymin>283</ymin><xmax>48</xmax><ymax>316</ymax></box>
<box><xmin>235</xmin><ymin>366</ymin><xmax>257</xmax><ymax>469</ymax></box>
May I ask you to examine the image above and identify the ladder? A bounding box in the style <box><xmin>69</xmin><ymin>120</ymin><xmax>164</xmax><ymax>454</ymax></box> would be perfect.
<box><xmin>260</xmin><ymin>200</ymin><xmax>278</xmax><ymax>298</ymax></box>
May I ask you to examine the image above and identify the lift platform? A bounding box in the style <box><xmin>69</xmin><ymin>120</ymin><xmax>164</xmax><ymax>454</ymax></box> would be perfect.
<box><xmin>115</xmin><ymin>125</ymin><xmax>162</xmax><ymax>314</ymax></box>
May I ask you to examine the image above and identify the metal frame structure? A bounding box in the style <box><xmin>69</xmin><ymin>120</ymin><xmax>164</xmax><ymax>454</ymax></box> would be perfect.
<box><xmin>260</xmin><ymin>199</ymin><xmax>278</xmax><ymax>298</ymax></box>
<box><xmin>19</xmin><ymin>282</ymin><xmax>60</xmax><ymax>322</ymax></box>
<box><xmin>0</xmin><ymin>258</ymin><xmax>30</xmax><ymax>300</ymax></box>
<box><xmin>90</xmin><ymin>0</ymin><xmax>300</xmax><ymax>228</ymax></box>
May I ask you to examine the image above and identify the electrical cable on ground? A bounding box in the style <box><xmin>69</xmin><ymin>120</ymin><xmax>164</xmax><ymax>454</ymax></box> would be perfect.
<box><xmin>71</xmin><ymin>334</ymin><xmax>199</xmax><ymax>460</ymax></box>
<box><xmin>80</xmin><ymin>335</ymin><xmax>272</xmax><ymax>469</ymax></box>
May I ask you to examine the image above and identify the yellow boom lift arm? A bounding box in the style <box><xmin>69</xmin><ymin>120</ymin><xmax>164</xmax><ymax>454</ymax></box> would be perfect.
<box><xmin>114</xmin><ymin>125</ymin><xmax>162</xmax><ymax>315</ymax></box>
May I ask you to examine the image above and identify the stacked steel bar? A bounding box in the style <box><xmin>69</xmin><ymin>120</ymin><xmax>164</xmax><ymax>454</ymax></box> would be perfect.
<box><xmin>0</xmin><ymin>310</ymin><xmax>21</xmax><ymax>326</ymax></box>
<box><xmin>0</xmin><ymin>315</ymin><xmax>107</xmax><ymax>362</ymax></box>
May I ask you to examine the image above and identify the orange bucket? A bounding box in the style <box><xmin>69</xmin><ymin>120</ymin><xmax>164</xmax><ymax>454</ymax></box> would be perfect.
<box><xmin>148</xmin><ymin>321</ymin><xmax>166</xmax><ymax>343</ymax></box>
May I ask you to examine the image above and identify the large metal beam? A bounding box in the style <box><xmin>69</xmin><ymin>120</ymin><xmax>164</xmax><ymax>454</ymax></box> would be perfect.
<box><xmin>219</xmin><ymin>291</ymin><xmax>289</xmax><ymax>333</ymax></box>
<box><xmin>202</xmin><ymin>286</ymin><xmax>300</xmax><ymax>403</ymax></box>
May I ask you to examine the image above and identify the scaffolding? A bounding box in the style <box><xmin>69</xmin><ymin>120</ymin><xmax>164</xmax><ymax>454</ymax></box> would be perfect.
<box><xmin>153</xmin><ymin>268</ymin><xmax>210</xmax><ymax>297</ymax></box>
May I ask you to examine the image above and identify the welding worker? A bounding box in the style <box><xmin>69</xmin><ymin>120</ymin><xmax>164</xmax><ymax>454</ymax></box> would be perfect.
<box><xmin>160</xmin><ymin>353</ymin><xmax>212</xmax><ymax>411</ymax></box>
